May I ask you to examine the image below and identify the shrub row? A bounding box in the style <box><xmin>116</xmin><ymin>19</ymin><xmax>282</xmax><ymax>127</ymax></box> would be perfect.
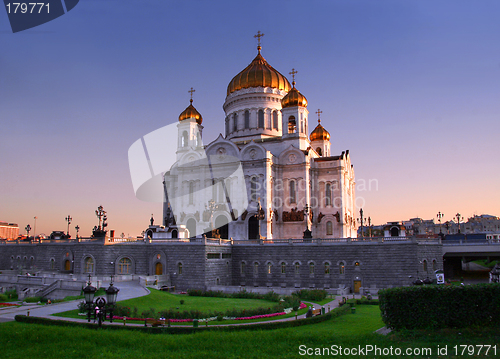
<box><xmin>379</xmin><ymin>283</ymin><xmax>500</xmax><ymax>330</ymax></box>
<box><xmin>292</xmin><ymin>289</ymin><xmax>328</xmax><ymax>302</ymax></box>
<box><xmin>111</xmin><ymin>300</ymin><xmax>302</xmax><ymax>320</ymax></box>
<box><xmin>15</xmin><ymin>304</ymin><xmax>350</xmax><ymax>334</ymax></box>
<box><xmin>187</xmin><ymin>288</ymin><xmax>326</xmax><ymax>303</ymax></box>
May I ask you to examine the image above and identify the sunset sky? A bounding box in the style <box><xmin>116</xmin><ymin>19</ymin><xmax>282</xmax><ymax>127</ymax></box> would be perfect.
<box><xmin>1</xmin><ymin>0</ymin><xmax>499</xmax><ymax>237</ymax></box>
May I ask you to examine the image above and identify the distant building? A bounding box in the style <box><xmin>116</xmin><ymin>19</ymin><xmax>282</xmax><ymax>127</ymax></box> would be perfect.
<box><xmin>0</xmin><ymin>222</ymin><xmax>19</xmax><ymax>240</ymax></box>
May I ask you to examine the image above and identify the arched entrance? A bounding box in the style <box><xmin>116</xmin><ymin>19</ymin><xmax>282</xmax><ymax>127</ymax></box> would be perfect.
<box><xmin>171</xmin><ymin>229</ymin><xmax>178</xmax><ymax>238</ymax></box>
<box><xmin>64</xmin><ymin>260</ymin><xmax>71</xmax><ymax>271</ymax></box>
<box><xmin>155</xmin><ymin>262</ymin><xmax>163</xmax><ymax>275</ymax></box>
<box><xmin>186</xmin><ymin>218</ymin><xmax>196</xmax><ymax>238</ymax></box>
<box><xmin>215</xmin><ymin>215</ymin><xmax>229</xmax><ymax>239</ymax></box>
<box><xmin>390</xmin><ymin>226</ymin><xmax>400</xmax><ymax>237</ymax></box>
<box><xmin>248</xmin><ymin>215</ymin><xmax>259</xmax><ymax>239</ymax></box>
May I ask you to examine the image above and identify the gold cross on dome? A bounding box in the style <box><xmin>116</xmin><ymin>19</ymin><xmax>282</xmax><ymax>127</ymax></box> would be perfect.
<box><xmin>316</xmin><ymin>109</ymin><xmax>323</xmax><ymax>122</ymax></box>
<box><xmin>188</xmin><ymin>87</ymin><xmax>196</xmax><ymax>100</ymax></box>
<box><xmin>289</xmin><ymin>68</ymin><xmax>297</xmax><ymax>82</ymax></box>
<box><xmin>254</xmin><ymin>31</ymin><xmax>264</xmax><ymax>47</ymax></box>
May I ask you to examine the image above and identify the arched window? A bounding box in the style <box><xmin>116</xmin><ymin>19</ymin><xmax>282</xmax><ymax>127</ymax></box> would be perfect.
<box><xmin>339</xmin><ymin>263</ymin><xmax>345</xmax><ymax>274</ymax></box>
<box><xmin>250</xmin><ymin>177</ymin><xmax>258</xmax><ymax>202</ymax></box>
<box><xmin>84</xmin><ymin>257</ymin><xmax>94</xmax><ymax>273</ymax></box>
<box><xmin>281</xmin><ymin>262</ymin><xmax>286</xmax><ymax>274</ymax></box>
<box><xmin>181</xmin><ymin>131</ymin><xmax>188</xmax><ymax>147</ymax></box>
<box><xmin>289</xmin><ymin>180</ymin><xmax>296</xmax><ymax>204</ymax></box>
<box><xmin>300</xmin><ymin>120</ymin><xmax>304</xmax><ymax>133</ymax></box>
<box><xmin>325</xmin><ymin>183</ymin><xmax>332</xmax><ymax>206</ymax></box>
<box><xmin>355</xmin><ymin>262</ymin><xmax>360</xmax><ymax>268</ymax></box>
<box><xmin>267</xmin><ymin>262</ymin><xmax>272</xmax><ymax>274</ymax></box>
<box><xmin>258</xmin><ymin>109</ymin><xmax>264</xmax><ymax>128</ymax></box>
<box><xmin>50</xmin><ymin>258</ymin><xmax>55</xmax><ymax>270</ymax></box>
<box><xmin>326</xmin><ymin>221</ymin><xmax>333</xmax><ymax>235</ymax></box>
<box><xmin>244</xmin><ymin>110</ymin><xmax>250</xmax><ymax>129</ymax></box>
<box><xmin>118</xmin><ymin>257</ymin><xmax>132</xmax><ymax>274</ymax></box>
<box><xmin>273</xmin><ymin>111</ymin><xmax>278</xmax><ymax>129</ymax></box>
<box><xmin>254</xmin><ymin>262</ymin><xmax>259</xmax><ymax>275</ymax></box>
<box><xmin>325</xmin><ymin>263</ymin><xmax>330</xmax><ymax>274</ymax></box>
<box><xmin>267</xmin><ymin>111</ymin><xmax>272</xmax><ymax>129</ymax></box>
<box><xmin>172</xmin><ymin>229</ymin><xmax>178</xmax><ymax>238</ymax></box>
<box><xmin>189</xmin><ymin>182</ymin><xmax>194</xmax><ymax>205</ymax></box>
<box><xmin>241</xmin><ymin>262</ymin><xmax>246</xmax><ymax>275</ymax></box>
<box><xmin>294</xmin><ymin>262</ymin><xmax>300</xmax><ymax>275</ymax></box>
<box><xmin>316</xmin><ymin>147</ymin><xmax>322</xmax><ymax>156</ymax></box>
<box><xmin>432</xmin><ymin>259</ymin><xmax>437</xmax><ymax>271</ymax></box>
<box><xmin>178</xmin><ymin>262</ymin><xmax>183</xmax><ymax>275</ymax></box>
<box><xmin>288</xmin><ymin>116</ymin><xmax>296</xmax><ymax>133</ymax></box>
<box><xmin>233</xmin><ymin>113</ymin><xmax>238</xmax><ymax>132</ymax></box>
<box><xmin>309</xmin><ymin>262</ymin><xmax>315</xmax><ymax>274</ymax></box>
<box><xmin>423</xmin><ymin>260</ymin><xmax>428</xmax><ymax>272</ymax></box>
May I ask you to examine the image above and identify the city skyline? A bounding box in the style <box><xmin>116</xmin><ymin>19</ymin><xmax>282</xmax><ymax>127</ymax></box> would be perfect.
<box><xmin>1</xmin><ymin>0</ymin><xmax>499</xmax><ymax>237</ymax></box>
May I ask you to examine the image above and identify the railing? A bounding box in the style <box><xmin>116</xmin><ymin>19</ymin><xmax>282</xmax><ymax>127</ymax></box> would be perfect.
<box><xmin>442</xmin><ymin>239</ymin><xmax>500</xmax><ymax>246</ymax></box>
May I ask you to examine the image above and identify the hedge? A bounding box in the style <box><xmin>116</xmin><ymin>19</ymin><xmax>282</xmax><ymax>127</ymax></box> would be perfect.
<box><xmin>14</xmin><ymin>304</ymin><xmax>350</xmax><ymax>334</ymax></box>
<box><xmin>379</xmin><ymin>283</ymin><xmax>500</xmax><ymax>330</ymax></box>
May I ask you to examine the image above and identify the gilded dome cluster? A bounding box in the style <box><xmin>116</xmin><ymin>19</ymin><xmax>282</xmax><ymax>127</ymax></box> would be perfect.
<box><xmin>227</xmin><ymin>49</ymin><xmax>291</xmax><ymax>96</ymax></box>
<box><xmin>179</xmin><ymin>99</ymin><xmax>203</xmax><ymax>125</ymax></box>
<box><xmin>310</xmin><ymin>119</ymin><xmax>330</xmax><ymax>142</ymax></box>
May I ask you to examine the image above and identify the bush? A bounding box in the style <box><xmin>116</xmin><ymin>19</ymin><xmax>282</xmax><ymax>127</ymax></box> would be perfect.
<box><xmin>292</xmin><ymin>289</ymin><xmax>328</xmax><ymax>302</ymax></box>
<box><xmin>0</xmin><ymin>294</ymin><xmax>8</xmax><ymax>302</ymax></box>
<box><xmin>379</xmin><ymin>283</ymin><xmax>500</xmax><ymax>330</ymax></box>
<box><xmin>24</xmin><ymin>296</ymin><xmax>42</xmax><ymax>303</ymax></box>
<box><xmin>180</xmin><ymin>299</ymin><xmax>185</xmax><ymax>305</ymax></box>
<box><xmin>5</xmin><ymin>289</ymin><xmax>17</xmax><ymax>300</ymax></box>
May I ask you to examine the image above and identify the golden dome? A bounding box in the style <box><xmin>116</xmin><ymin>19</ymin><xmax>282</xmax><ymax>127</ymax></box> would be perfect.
<box><xmin>310</xmin><ymin>120</ymin><xmax>330</xmax><ymax>142</ymax></box>
<box><xmin>281</xmin><ymin>82</ymin><xmax>308</xmax><ymax>108</ymax></box>
<box><xmin>227</xmin><ymin>48</ymin><xmax>291</xmax><ymax>96</ymax></box>
<box><xmin>179</xmin><ymin>99</ymin><xmax>203</xmax><ymax>125</ymax></box>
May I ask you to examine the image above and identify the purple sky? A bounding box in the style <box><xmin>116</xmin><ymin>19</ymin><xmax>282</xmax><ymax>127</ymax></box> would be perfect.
<box><xmin>1</xmin><ymin>0</ymin><xmax>499</xmax><ymax>237</ymax></box>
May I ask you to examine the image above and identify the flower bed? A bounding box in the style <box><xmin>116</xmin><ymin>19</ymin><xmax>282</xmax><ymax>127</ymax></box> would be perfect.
<box><xmin>112</xmin><ymin>302</ymin><xmax>307</xmax><ymax>323</ymax></box>
<box><xmin>0</xmin><ymin>303</ymin><xmax>19</xmax><ymax>307</ymax></box>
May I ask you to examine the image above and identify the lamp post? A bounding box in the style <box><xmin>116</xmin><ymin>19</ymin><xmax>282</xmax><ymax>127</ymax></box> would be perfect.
<box><xmin>303</xmin><ymin>203</ymin><xmax>312</xmax><ymax>239</ymax></box>
<box><xmin>454</xmin><ymin>213</ymin><xmax>462</xmax><ymax>234</ymax></box>
<box><xmin>255</xmin><ymin>197</ymin><xmax>266</xmax><ymax>239</ymax></box>
<box><xmin>33</xmin><ymin>216</ymin><xmax>37</xmax><ymax>241</ymax></box>
<box><xmin>65</xmin><ymin>215</ymin><xmax>72</xmax><ymax>238</ymax></box>
<box><xmin>75</xmin><ymin>225</ymin><xmax>80</xmax><ymax>240</ymax></box>
<box><xmin>357</xmin><ymin>208</ymin><xmax>367</xmax><ymax>239</ymax></box>
<box><xmin>436</xmin><ymin>212</ymin><xmax>444</xmax><ymax>237</ymax></box>
<box><xmin>368</xmin><ymin>216</ymin><xmax>372</xmax><ymax>238</ymax></box>
<box><xmin>83</xmin><ymin>275</ymin><xmax>119</xmax><ymax>326</ymax></box>
<box><xmin>25</xmin><ymin>224</ymin><xmax>31</xmax><ymax>239</ymax></box>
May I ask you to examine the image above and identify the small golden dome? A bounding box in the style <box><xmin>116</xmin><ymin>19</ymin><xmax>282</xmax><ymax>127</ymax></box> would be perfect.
<box><xmin>179</xmin><ymin>99</ymin><xmax>202</xmax><ymax>125</ymax></box>
<box><xmin>281</xmin><ymin>82</ymin><xmax>308</xmax><ymax>108</ymax></box>
<box><xmin>310</xmin><ymin>120</ymin><xmax>330</xmax><ymax>142</ymax></box>
<box><xmin>227</xmin><ymin>49</ymin><xmax>291</xmax><ymax>96</ymax></box>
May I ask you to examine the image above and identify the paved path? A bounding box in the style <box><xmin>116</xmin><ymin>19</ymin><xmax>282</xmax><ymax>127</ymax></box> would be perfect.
<box><xmin>0</xmin><ymin>280</ymin><xmax>149</xmax><ymax>322</ymax></box>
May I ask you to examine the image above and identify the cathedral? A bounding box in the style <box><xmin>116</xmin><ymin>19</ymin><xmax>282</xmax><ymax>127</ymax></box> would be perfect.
<box><xmin>157</xmin><ymin>35</ymin><xmax>357</xmax><ymax>241</ymax></box>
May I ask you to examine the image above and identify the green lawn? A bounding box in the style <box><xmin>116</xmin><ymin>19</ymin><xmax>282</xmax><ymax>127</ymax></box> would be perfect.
<box><xmin>55</xmin><ymin>289</ymin><xmax>278</xmax><ymax>319</ymax></box>
<box><xmin>2</xmin><ymin>305</ymin><xmax>498</xmax><ymax>358</ymax></box>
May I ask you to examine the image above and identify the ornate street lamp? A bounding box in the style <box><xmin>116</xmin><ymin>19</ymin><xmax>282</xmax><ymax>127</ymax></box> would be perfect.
<box><xmin>83</xmin><ymin>275</ymin><xmax>119</xmax><ymax>326</ymax></box>
<box><xmin>357</xmin><ymin>208</ymin><xmax>367</xmax><ymax>239</ymax></box>
<box><xmin>255</xmin><ymin>198</ymin><xmax>265</xmax><ymax>239</ymax></box>
<box><xmin>454</xmin><ymin>213</ymin><xmax>462</xmax><ymax>234</ymax></box>
<box><xmin>75</xmin><ymin>225</ymin><xmax>80</xmax><ymax>240</ymax></box>
<box><xmin>436</xmin><ymin>212</ymin><xmax>444</xmax><ymax>237</ymax></box>
<box><xmin>303</xmin><ymin>203</ymin><xmax>312</xmax><ymax>239</ymax></box>
<box><xmin>25</xmin><ymin>224</ymin><xmax>31</xmax><ymax>239</ymax></box>
<box><xmin>65</xmin><ymin>215</ymin><xmax>72</xmax><ymax>238</ymax></box>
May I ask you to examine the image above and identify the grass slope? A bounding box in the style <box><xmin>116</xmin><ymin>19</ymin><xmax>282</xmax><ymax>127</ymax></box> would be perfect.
<box><xmin>2</xmin><ymin>305</ymin><xmax>497</xmax><ymax>358</ymax></box>
<box><xmin>55</xmin><ymin>289</ymin><xmax>278</xmax><ymax>319</ymax></box>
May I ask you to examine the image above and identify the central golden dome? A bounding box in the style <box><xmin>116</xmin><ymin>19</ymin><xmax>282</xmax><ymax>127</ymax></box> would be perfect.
<box><xmin>227</xmin><ymin>48</ymin><xmax>291</xmax><ymax>96</ymax></box>
<box><xmin>310</xmin><ymin>120</ymin><xmax>330</xmax><ymax>142</ymax></box>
